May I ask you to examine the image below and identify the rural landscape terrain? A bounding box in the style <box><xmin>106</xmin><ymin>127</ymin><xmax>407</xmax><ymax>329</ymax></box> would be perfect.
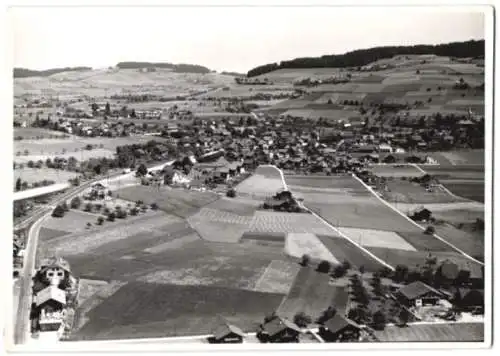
<box><xmin>11</xmin><ymin>38</ymin><xmax>487</xmax><ymax>347</ymax></box>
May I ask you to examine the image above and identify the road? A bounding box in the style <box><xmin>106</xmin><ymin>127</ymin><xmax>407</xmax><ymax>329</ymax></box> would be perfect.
<box><xmin>12</xmin><ymin>159</ymin><xmax>174</xmax><ymax>345</ymax></box>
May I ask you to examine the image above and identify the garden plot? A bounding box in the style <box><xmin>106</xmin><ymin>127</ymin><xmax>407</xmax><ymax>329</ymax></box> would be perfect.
<box><xmin>187</xmin><ymin>207</ymin><xmax>253</xmax><ymax>243</ymax></box>
<box><xmin>252</xmin><ymin>260</ymin><xmax>301</xmax><ymax>294</ymax></box>
<box><xmin>285</xmin><ymin>233</ymin><xmax>339</xmax><ymax>264</ymax></box>
<box><xmin>336</xmin><ymin>227</ymin><xmax>417</xmax><ymax>251</ymax></box>
<box><xmin>249</xmin><ymin>211</ymin><xmax>333</xmax><ymax>235</ymax></box>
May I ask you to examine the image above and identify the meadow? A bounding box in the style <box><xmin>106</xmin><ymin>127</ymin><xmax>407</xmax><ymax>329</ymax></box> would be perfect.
<box><xmin>14</xmin><ymin>168</ymin><xmax>80</xmax><ymax>184</ymax></box>
<box><xmin>374</xmin><ymin>323</ymin><xmax>484</xmax><ymax>342</ymax></box>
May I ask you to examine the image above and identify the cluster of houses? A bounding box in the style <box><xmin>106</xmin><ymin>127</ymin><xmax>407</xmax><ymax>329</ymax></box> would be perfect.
<box><xmin>30</xmin><ymin>257</ymin><xmax>79</xmax><ymax>340</ymax></box>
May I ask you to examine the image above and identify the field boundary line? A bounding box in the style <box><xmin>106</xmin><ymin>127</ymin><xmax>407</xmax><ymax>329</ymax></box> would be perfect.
<box><xmin>268</xmin><ymin>165</ymin><xmax>395</xmax><ymax>271</ymax></box>
<box><xmin>351</xmin><ymin>174</ymin><xmax>484</xmax><ymax>266</ymax></box>
<box><xmin>410</xmin><ymin>163</ymin><xmax>427</xmax><ymax>175</ymax></box>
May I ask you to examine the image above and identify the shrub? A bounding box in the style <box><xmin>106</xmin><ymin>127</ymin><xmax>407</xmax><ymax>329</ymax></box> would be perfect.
<box><xmin>97</xmin><ymin>216</ymin><xmax>105</xmax><ymax>225</ymax></box>
<box><xmin>107</xmin><ymin>212</ymin><xmax>116</xmax><ymax>221</ymax></box>
<box><xmin>332</xmin><ymin>264</ymin><xmax>347</xmax><ymax>278</ymax></box>
<box><xmin>61</xmin><ymin>202</ymin><xmax>69</xmax><ymax>212</ymax></box>
<box><xmin>226</xmin><ymin>188</ymin><xmax>236</xmax><ymax>198</ymax></box>
<box><xmin>151</xmin><ymin>202</ymin><xmax>159</xmax><ymax>210</ymax></box>
<box><xmin>86</xmin><ymin>222</ymin><xmax>92</xmax><ymax>229</ymax></box>
<box><xmin>51</xmin><ymin>205</ymin><xmax>65</xmax><ymax>218</ymax></box>
<box><xmin>84</xmin><ymin>203</ymin><xmax>93</xmax><ymax>212</ymax></box>
<box><xmin>342</xmin><ymin>260</ymin><xmax>351</xmax><ymax>270</ymax></box>
<box><xmin>70</xmin><ymin>196</ymin><xmax>82</xmax><ymax>209</ymax></box>
<box><xmin>424</xmin><ymin>226</ymin><xmax>435</xmax><ymax>235</ymax></box>
<box><xmin>300</xmin><ymin>254</ymin><xmax>310</xmax><ymax>267</ymax></box>
<box><xmin>379</xmin><ymin>266</ymin><xmax>393</xmax><ymax>278</ymax></box>
<box><xmin>317</xmin><ymin>306</ymin><xmax>337</xmax><ymax>324</ymax></box>
<box><xmin>293</xmin><ymin>312</ymin><xmax>312</xmax><ymax>328</ymax></box>
<box><xmin>130</xmin><ymin>207</ymin><xmax>139</xmax><ymax>216</ymax></box>
<box><xmin>116</xmin><ymin>209</ymin><xmax>128</xmax><ymax>219</ymax></box>
<box><xmin>317</xmin><ymin>260</ymin><xmax>331</xmax><ymax>273</ymax></box>
<box><xmin>372</xmin><ymin>310</ymin><xmax>387</xmax><ymax>330</ymax></box>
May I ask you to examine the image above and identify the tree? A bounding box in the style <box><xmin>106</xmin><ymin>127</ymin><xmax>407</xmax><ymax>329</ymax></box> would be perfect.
<box><xmin>136</xmin><ymin>163</ymin><xmax>148</xmax><ymax>177</ymax></box>
<box><xmin>424</xmin><ymin>226</ymin><xmax>435</xmax><ymax>235</ymax></box>
<box><xmin>70</xmin><ymin>196</ymin><xmax>82</xmax><ymax>209</ymax></box>
<box><xmin>130</xmin><ymin>207</ymin><xmax>139</xmax><ymax>216</ymax></box>
<box><xmin>332</xmin><ymin>264</ymin><xmax>348</xmax><ymax>278</ymax></box>
<box><xmin>342</xmin><ymin>260</ymin><xmax>351</xmax><ymax>271</ymax></box>
<box><xmin>27</xmin><ymin>160</ymin><xmax>35</xmax><ymax>168</ymax></box>
<box><xmin>62</xmin><ymin>201</ymin><xmax>69</xmax><ymax>212</ymax></box>
<box><xmin>394</xmin><ymin>265</ymin><xmax>409</xmax><ymax>283</ymax></box>
<box><xmin>293</xmin><ymin>312</ymin><xmax>312</xmax><ymax>328</ymax></box>
<box><xmin>105</xmin><ymin>102</ymin><xmax>111</xmax><ymax>116</ymax></box>
<box><xmin>151</xmin><ymin>202</ymin><xmax>159</xmax><ymax>210</ymax></box>
<box><xmin>107</xmin><ymin>212</ymin><xmax>116</xmax><ymax>221</ymax></box>
<box><xmin>97</xmin><ymin>216</ymin><xmax>105</xmax><ymax>225</ymax></box>
<box><xmin>52</xmin><ymin>205</ymin><xmax>65</xmax><ymax>218</ymax></box>
<box><xmin>84</xmin><ymin>203</ymin><xmax>93</xmax><ymax>212</ymax></box>
<box><xmin>317</xmin><ymin>260</ymin><xmax>331</xmax><ymax>273</ymax></box>
<box><xmin>359</xmin><ymin>265</ymin><xmax>365</xmax><ymax>276</ymax></box>
<box><xmin>86</xmin><ymin>222</ymin><xmax>92</xmax><ymax>229</ymax></box>
<box><xmin>15</xmin><ymin>178</ymin><xmax>22</xmax><ymax>192</ymax></box>
<box><xmin>372</xmin><ymin>310</ymin><xmax>387</xmax><ymax>330</ymax></box>
<box><xmin>117</xmin><ymin>209</ymin><xmax>128</xmax><ymax>219</ymax></box>
<box><xmin>226</xmin><ymin>188</ymin><xmax>236</xmax><ymax>198</ymax></box>
<box><xmin>317</xmin><ymin>306</ymin><xmax>337</xmax><ymax>324</ymax></box>
<box><xmin>300</xmin><ymin>254</ymin><xmax>310</xmax><ymax>267</ymax></box>
<box><xmin>21</xmin><ymin>181</ymin><xmax>29</xmax><ymax>190</ymax></box>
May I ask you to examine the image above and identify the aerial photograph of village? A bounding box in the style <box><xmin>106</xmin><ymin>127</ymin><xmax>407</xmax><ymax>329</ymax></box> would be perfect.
<box><xmin>8</xmin><ymin>5</ymin><xmax>490</xmax><ymax>350</ymax></box>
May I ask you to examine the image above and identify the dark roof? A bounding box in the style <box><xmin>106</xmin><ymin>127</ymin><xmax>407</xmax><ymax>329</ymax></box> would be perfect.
<box><xmin>262</xmin><ymin>316</ymin><xmax>301</xmax><ymax>336</ymax></box>
<box><xmin>213</xmin><ymin>321</ymin><xmax>245</xmax><ymax>340</ymax></box>
<box><xmin>397</xmin><ymin>281</ymin><xmax>442</xmax><ymax>300</ymax></box>
<box><xmin>323</xmin><ymin>314</ymin><xmax>361</xmax><ymax>333</ymax></box>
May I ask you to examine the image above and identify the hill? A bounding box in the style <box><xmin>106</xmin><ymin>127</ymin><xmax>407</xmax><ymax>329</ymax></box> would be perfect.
<box><xmin>116</xmin><ymin>62</ymin><xmax>211</xmax><ymax>74</ymax></box>
<box><xmin>247</xmin><ymin>39</ymin><xmax>484</xmax><ymax>77</ymax></box>
<box><xmin>13</xmin><ymin>67</ymin><xmax>92</xmax><ymax>78</ymax></box>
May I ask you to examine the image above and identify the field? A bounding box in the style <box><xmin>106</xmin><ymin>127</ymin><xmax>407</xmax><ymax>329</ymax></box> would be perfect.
<box><xmin>249</xmin><ymin>211</ymin><xmax>333</xmax><ymax>235</ymax></box>
<box><xmin>431</xmin><ymin>223</ymin><xmax>484</xmax><ymax>261</ymax></box>
<box><xmin>383</xmin><ymin>180</ymin><xmax>466</xmax><ymax>204</ymax></box>
<box><xmin>14</xmin><ymin>168</ymin><xmax>80</xmax><ymax>184</ymax></box>
<box><xmin>336</xmin><ymin>227</ymin><xmax>417</xmax><ymax>251</ymax></box>
<box><xmin>71</xmin><ymin>282</ymin><xmax>284</xmax><ymax>341</ymax></box>
<box><xmin>374</xmin><ymin>323</ymin><xmax>484</xmax><ymax>342</ymax></box>
<box><xmin>316</xmin><ymin>235</ymin><xmax>387</xmax><ymax>272</ymax></box>
<box><xmin>14</xmin><ymin>127</ymin><xmax>68</xmax><ymax>139</ymax></box>
<box><xmin>115</xmin><ymin>185</ymin><xmax>219</xmax><ymax>218</ymax></box>
<box><xmin>425</xmin><ymin>150</ymin><xmax>485</xmax><ymax>166</ymax></box>
<box><xmin>368</xmin><ymin>165</ymin><xmax>423</xmax><ymax>178</ymax></box>
<box><xmin>285</xmin><ymin>233</ymin><xmax>339</xmax><ymax>264</ymax></box>
<box><xmin>252</xmin><ymin>260</ymin><xmax>301</xmax><ymax>294</ymax></box>
<box><xmin>441</xmin><ymin>181</ymin><xmax>485</xmax><ymax>203</ymax></box>
<box><xmin>235</xmin><ymin>173</ymin><xmax>284</xmax><ymax>198</ymax></box>
<box><xmin>277</xmin><ymin>266</ymin><xmax>349</xmax><ymax>320</ymax></box>
<box><xmin>40</xmin><ymin>210</ymin><xmax>104</xmax><ymax>236</ymax></box>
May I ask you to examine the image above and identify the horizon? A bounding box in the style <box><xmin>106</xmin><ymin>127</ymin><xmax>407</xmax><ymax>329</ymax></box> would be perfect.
<box><xmin>10</xmin><ymin>7</ymin><xmax>485</xmax><ymax>73</ymax></box>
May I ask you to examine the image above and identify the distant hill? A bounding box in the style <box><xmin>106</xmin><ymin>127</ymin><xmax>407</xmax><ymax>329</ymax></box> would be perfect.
<box><xmin>247</xmin><ymin>39</ymin><xmax>485</xmax><ymax>77</ymax></box>
<box><xmin>116</xmin><ymin>62</ymin><xmax>211</xmax><ymax>74</ymax></box>
<box><xmin>14</xmin><ymin>67</ymin><xmax>92</xmax><ymax>78</ymax></box>
<box><xmin>221</xmin><ymin>71</ymin><xmax>245</xmax><ymax>77</ymax></box>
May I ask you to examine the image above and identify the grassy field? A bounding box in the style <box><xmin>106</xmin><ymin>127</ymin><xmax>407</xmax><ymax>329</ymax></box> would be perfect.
<box><xmin>41</xmin><ymin>210</ymin><xmax>104</xmax><ymax>236</ymax></box>
<box><xmin>431</xmin><ymin>223</ymin><xmax>484</xmax><ymax>261</ymax></box>
<box><xmin>337</xmin><ymin>227</ymin><xmax>417</xmax><ymax>251</ymax></box>
<box><xmin>14</xmin><ymin>127</ymin><xmax>68</xmax><ymax>139</ymax></box>
<box><xmin>425</xmin><ymin>150</ymin><xmax>485</xmax><ymax>166</ymax></box>
<box><xmin>71</xmin><ymin>281</ymin><xmax>284</xmax><ymax>340</ymax></box>
<box><xmin>285</xmin><ymin>175</ymin><xmax>367</xmax><ymax>190</ymax></box>
<box><xmin>383</xmin><ymin>180</ymin><xmax>466</xmax><ymax>204</ymax></box>
<box><xmin>235</xmin><ymin>174</ymin><xmax>284</xmax><ymax>198</ymax></box>
<box><xmin>441</xmin><ymin>181</ymin><xmax>485</xmax><ymax>203</ymax></box>
<box><xmin>14</xmin><ymin>167</ymin><xmax>80</xmax><ymax>184</ymax></box>
<box><xmin>316</xmin><ymin>235</ymin><xmax>387</xmax><ymax>272</ymax></box>
<box><xmin>374</xmin><ymin>322</ymin><xmax>484</xmax><ymax>342</ymax></box>
<box><xmin>115</xmin><ymin>186</ymin><xmax>219</xmax><ymax>218</ymax></box>
<box><xmin>206</xmin><ymin>197</ymin><xmax>260</xmax><ymax>216</ymax></box>
<box><xmin>277</xmin><ymin>266</ymin><xmax>349</xmax><ymax>320</ymax></box>
<box><xmin>253</xmin><ymin>260</ymin><xmax>301</xmax><ymax>294</ymax></box>
<box><xmin>285</xmin><ymin>233</ymin><xmax>339</xmax><ymax>264</ymax></box>
<box><xmin>394</xmin><ymin>231</ymin><xmax>456</xmax><ymax>252</ymax></box>
<box><xmin>369</xmin><ymin>165</ymin><xmax>423</xmax><ymax>178</ymax></box>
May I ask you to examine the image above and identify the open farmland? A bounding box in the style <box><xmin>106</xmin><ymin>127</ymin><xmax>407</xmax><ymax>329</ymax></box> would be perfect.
<box><xmin>374</xmin><ymin>322</ymin><xmax>484</xmax><ymax>342</ymax></box>
<box><xmin>368</xmin><ymin>164</ymin><xmax>423</xmax><ymax>178</ymax></box>
<box><xmin>316</xmin><ymin>235</ymin><xmax>387</xmax><ymax>272</ymax></box>
<box><xmin>430</xmin><ymin>224</ymin><xmax>484</xmax><ymax>261</ymax></box>
<box><xmin>277</xmin><ymin>266</ymin><xmax>349</xmax><ymax>320</ymax></box>
<box><xmin>426</xmin><ymin>150</ymin><xmax>485</xmax><ymax>166</ymax></box>
<box><xmin>14</xmin><ymin>168</ymin><xmax>80</xmax><ymax>184</ymax></box>
<box><xmin>285</xmin><ymin>233</ymin><xmax>339</xmax><ymax>264</ymax></box>
<box><xmin>383</xmin><ymin>180</ymin><xmax>467</xmax><ymax>204</ymax></box>
<box><xmin>40</xmin><ymin>210</ymin><xmax>105</xmax><ymax>237</ymax></box>
<box><xmin>249</xmin><ymin>211</ymin><xmax>333</xmax><ymax>235</ymax></box>
<box><xmin>14</xmin><ymin>127</ymin><xmax>68</xmax><ymax>139</ymax></box>
<box><xmin>336</xmin><ymin>227</ymin><xmax>417</xmax><ymax>251</ymax></box>
<box><xmin>115</xmin><ymin>185</ymin><xmax>219</xmax><ymax>218</ymax></box>
<box><xmin>71</xmin><ymin>282</ymin><xmax>284</xmax><ymax>341</ymax></box>
<box><xmin>252</xmin><ymin>260</ymin><xmax>301</xmax><ymax>294</ymax></box>
<box><xmin>440</xmin><ymin>181</ymin><xmax>485</xmax><ymax>203</ymax></box>
<box><xmin>235</xmin><ymin>167</ymin><xmax>284</xmax><ymax>198</ymax></box>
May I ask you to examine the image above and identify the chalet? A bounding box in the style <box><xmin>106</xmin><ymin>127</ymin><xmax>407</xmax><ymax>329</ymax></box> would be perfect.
<box><xmin>257</xmin><ymin>316</ymin><xmax>301</xmax><ymax>343</ymax></box>
<box><xmin>395</xmin><ymin>281</ymin><xmax>443</xmax><ymax>307</ymax></box>
<box><xmin>209</xmin><ymin>321</ymin><xmax>245</xmax><ymax>344</ymax></box>
<box><xmin>35</xmin><ymin>285</ymin><xmax>67</xmax><ymax>333</ymax></box>
<box><xmin>319</xmin><ymin>314</ymin><xmax>362</xmax><ymax>342</ymax></box>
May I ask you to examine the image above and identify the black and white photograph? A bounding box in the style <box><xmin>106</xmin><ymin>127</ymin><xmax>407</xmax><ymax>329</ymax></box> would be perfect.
<box><xmin>3</xmin><ymin>1</ymin><xmax>494</xmax><ymax>352</ymax></box>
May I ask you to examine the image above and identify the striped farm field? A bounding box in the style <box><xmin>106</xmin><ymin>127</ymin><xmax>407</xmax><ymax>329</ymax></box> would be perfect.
<box><xmin>336</xmin><ymin>227</ymin><xmax>417</xmax><ymax>251</ymax></box>
<box><xmin>374</xmin><ymin>323</ymin><xmax>484</xmax><ymax>342</ymax></box>
<box><xmin>253</xmin><ymin>260</ymin><xmax>301</xmax><ymax>294</ymax></box>
<box><xmin>316</xmin><ymin>235</ymin><xmax>387</xmax><ymax>271</ymax></box>
<box><xmin>249</xmin><ymin>211</ymin><xmax>333</xmax><ymax>235</ymax></box>
<box><xmin>285</xmin><ymin>233</ymin><xmax>339</xmax><ymax>264</ymax></box>
<box><xmin>187</xmin><ymin>207</ymin><xmax>253</xmax><ymax>243</ymax></box>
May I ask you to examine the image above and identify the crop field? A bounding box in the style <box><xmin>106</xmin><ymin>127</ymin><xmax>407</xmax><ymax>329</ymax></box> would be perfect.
<box><xmin>252</xmin><ymin>260</ymin><xmax>301</xmax><ymax>294</ymax></box>
<box><xmin>240</xmin><ymin>231</ymin><xmax>287</xmax><ymax>243</ymax></box>
<box><xmin>71</xmin><ymin>281</ymin><xmax>284</xmax><ymax>340</ymax></box>
<box><xmin>365</xmin><ymin>247</ymin><xmax>478</xmax><ymax>270</ymax></box>
<box><xmin>235</xmin><ymin>170</ymin><xmax>284</xmax><ymax>197</ymax></box>
<box><xmin>315</xmin><ymin>92</ymin><xmax>367</xmax><ymax>104</ymax></box>
<box><xmin>441</xmin><ymin>181</ymin><xmax>485</xmax><ymax>203</ymax></box>
<box><xmin>393</xmin><ymin>231</ymin><xmax>456</xmax><ymax>252</ymax></box>
<box><xmin>368</xmin><ymin>165</ymin><xmax>423</xmax><ymax>178</ymax></box>
<box><xmin>285</xmin><ymin>175</ymin><xmax>365</xmax><ymax>190</ymax></box>
<box><xmin>249</xmin><ymin>211</ymin><xmax>333</xmax><ymax>235</ymax></box>
<box><xmin>14</xmin><ymin>168</ymin><xmax>80</xmax><ymax>184</ymax></box>
<box><xmin>431</xmin><ymin>208</ymin><xmax>485</xmax><ymax>225</ymax></box>
<box><xmin>40</xmin><ymin>210</ymin><xmax>104</xmax><ymax>236</ymax></box>
<box><xmin>14</xmin><ymin>127</ymin><xmax>68</xmax><ymax>139</ymax></box>
<box><xmin>383</xmin><ymin>180</ymin><xmax>466</xmax><ymax>204</ymax></box>
<box><xmin>277</xmin><ymin>266</ymin><xmax>349</xmax><ymax>320</ymax></box>
<box><xmin>280</xmin><ymin>108</ymin><xmax>358</xmax><ymax>120</ymax></box>
<box><xmin>285</xmin><ymin>233</ymin><xmax>339</xmax><ymax>264</ymax></box>
<box><xmin>205</xmin><ymin>197</ymin><xmax>260</xmax><ymax>216</ymax></box>
<box><xmin>426</xmin><ymin>150</ymin><xmax>485</xmax><ymax>166</ymax></box>
<box><xmin>430</xmin><ymin>223</ymin><xmax>484</xmax><ymax>260</ymax></box>
<box><xmin>187</xmin><ymin>207</ymin><xmax>253</xmax><ymax>243</ymax></box>
<box><xmin>352</xmin><ymin>74</ymin><xmax>386</xmax><ymax>83</ymax></box>
<box><xmin>336</xmin><ymin>227</ymin><xmax>417</xmax><ymax>251</ymax></box>
<box><xmin>14</xmin><ymin>148</ymin><xmax>115</xmax><ymax>163</ymax></box>
<box><xmin>115</xmin><ymin>185</ymin><xmax>219</xmax><ymax>218</ymax></box>
<box><xmin>316</xmin><ymin>235</ymin><xmax>387</xmax><ymax>272</ymax></box>
<box><xmin>374</xmin><ymin>322</ymin><xmax>484</xmax><ymax>342</ymax></box>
